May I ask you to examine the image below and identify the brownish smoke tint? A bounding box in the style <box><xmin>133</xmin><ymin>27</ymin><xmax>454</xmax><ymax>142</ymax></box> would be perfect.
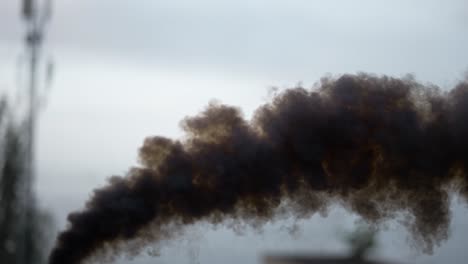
<box><xmin>49</xmin><ymin>74</ymin><xmax>468</xmax><ymax>264</ymax></box>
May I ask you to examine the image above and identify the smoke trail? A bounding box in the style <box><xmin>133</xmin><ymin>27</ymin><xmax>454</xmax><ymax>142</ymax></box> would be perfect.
<box><xmin>49</xmin><ymin>73</ymin><xmax>468</xmax><ymax>264</ymax></box>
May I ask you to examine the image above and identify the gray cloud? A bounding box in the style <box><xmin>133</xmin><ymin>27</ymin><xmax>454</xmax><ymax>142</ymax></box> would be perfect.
<box><xmin>2</xmin><ymin>0</ymin><xmax>467</xmax><ymax>82</ymax></box>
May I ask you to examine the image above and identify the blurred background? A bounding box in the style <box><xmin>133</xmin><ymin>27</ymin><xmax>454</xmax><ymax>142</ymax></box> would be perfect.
<box><xmin>1</xmin><ymin>0</ymin><xmax>468</xmax><ymax>263</ymax></box>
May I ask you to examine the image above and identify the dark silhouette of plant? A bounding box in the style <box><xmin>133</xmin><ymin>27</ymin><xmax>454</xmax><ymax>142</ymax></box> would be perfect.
<box><xmin>343</xmin><ymin>225</ymin><xmax>377</xmax><ymax>260</ymax></box>
<box><xmin>0</xmin><ymin>98</ymin><xmax>54</xmax><ymax>264</ymax></box>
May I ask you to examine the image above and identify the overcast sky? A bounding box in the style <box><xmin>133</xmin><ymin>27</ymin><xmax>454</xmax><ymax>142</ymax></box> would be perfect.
<box><xmin>1</xmin><ymin>0</ymin><xmax>468</xmax><ymax>263</ymax></box>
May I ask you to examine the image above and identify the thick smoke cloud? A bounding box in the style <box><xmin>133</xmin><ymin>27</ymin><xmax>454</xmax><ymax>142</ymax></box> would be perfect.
<box><xmin>49</xmin><ymin>73</ymin><xmax>468</xmax><ymax>264</ymax></box>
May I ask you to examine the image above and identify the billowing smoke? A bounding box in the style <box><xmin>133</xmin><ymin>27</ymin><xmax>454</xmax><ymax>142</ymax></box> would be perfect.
<box><xmin>49</xmin><ymin>73</ymin><xmax>468</xmax><ymax>264</ymax></box>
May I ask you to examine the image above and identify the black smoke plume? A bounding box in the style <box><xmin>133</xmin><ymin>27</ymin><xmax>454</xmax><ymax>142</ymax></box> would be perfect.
<box><xmin>49</xmin><ymin>73</ymin><xmax>468</xmax><ymax>264</ymax></box>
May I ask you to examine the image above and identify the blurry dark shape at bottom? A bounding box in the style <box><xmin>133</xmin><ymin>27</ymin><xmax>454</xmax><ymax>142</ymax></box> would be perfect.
<box><xmin>263</xmin><ymin>255</ymin><xmax>401</xmax><ymax>264</ymax></box>
<box><xmin>263</xmin><ymin>225</ymin><xmax>394</xmax><ymax>264</ymax></box>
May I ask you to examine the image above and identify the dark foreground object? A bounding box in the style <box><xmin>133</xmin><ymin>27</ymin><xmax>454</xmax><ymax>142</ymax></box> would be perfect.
<box><xmin>264</xmin><ymin>255</ymin><xmax>400</xmax><ymax>264</ymax></box>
